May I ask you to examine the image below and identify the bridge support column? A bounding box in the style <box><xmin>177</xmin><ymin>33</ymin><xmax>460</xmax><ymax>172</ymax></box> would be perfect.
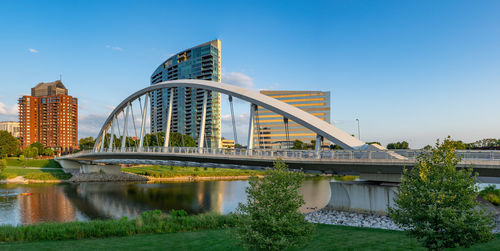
<box><xmin>247</xmin><ymin>104</ymin><xmax>256</xmax><ymax>153</ymax></box>
<box><xmin>198</xmin><ymin>90</ymin><xmax>208</xmax><ymax>150</ymax></box>
<box><xmin>328</xmin><ymin>181</ymin><xmax>398</xmax><ymax>215</ymax></box>
<box><xmin>108</xmin><ymin>116</ymin><xmax>116</xmax><ymax>152</ymax></box>
<box><xmin>121</xmin><ymin>102</ymin><xmax>131</xmax><ymax>152</ymax></box>
<box><xmin>138</xmin><ymin>93</ymin><xmax>149</xmax><ymax>151</ymax></box>
<box><xmin>315</xmin><ymin>134</ymin><xmax>322</xmax><ymax>159</ymax></box>
<box><xmin>163</xmin><ymin>88</ymin><xmax>174</xmax><ymax>149</ymax></box>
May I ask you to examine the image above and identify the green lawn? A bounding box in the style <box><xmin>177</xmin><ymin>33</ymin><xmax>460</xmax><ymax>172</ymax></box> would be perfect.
<box><xmin>123</xmin><ymin>165</ymin><xmax>264</xmax><ymax>178</ymax></box>
<box><xmin>0</xmin><ymin>167</ymin><xmax>71</xmax><ymax>180</ymax></box>
<box><xmin>6</xmin><ymin>158</ymin><xmax>61</xmax><ymax>168</ymax></box>
<box><xmin>0</xmin><ymin>224</ymin><xmax>498</xmax><ymax>251</ymax></box>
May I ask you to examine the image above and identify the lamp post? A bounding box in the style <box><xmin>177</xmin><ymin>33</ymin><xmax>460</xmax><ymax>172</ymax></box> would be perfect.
<box><xmin>356</xmin><ymin>118</ymin><xmax>360</xmax><ymax>140</ymax></box>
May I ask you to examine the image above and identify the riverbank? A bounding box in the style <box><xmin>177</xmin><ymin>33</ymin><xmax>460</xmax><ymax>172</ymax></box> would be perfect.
<box><xmin>0</xmin><ymin>167</ymin><xmax>71</xmax><ymax>184</ymax></box>
<box><xmin>1</xmin><ymin>224</ymin><xmax>499</xmax><ymax>250</ymax></box>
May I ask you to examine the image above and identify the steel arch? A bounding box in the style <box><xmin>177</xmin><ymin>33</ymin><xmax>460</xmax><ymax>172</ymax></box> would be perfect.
<box><xmin>94</xmin><ymin>79</ymin><xmax>378</xmax><ymax>151</ymax></box>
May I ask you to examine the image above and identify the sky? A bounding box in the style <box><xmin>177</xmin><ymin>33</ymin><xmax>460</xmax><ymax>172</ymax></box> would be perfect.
<box><xmin>0</xmin><ymin>0</ymin><xmax>499</xmax><ymax>148</ymax></box>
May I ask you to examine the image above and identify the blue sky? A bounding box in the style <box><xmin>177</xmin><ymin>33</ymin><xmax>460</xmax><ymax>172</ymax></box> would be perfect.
<box><xmin>0</xmin><ymin>0</ymin><xmax>499</xmax><ymax>148</ymax></box>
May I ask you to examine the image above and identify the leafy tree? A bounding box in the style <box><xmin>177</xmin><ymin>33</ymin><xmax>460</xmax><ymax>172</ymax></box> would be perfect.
<box><xmin>366</xmin><ymin>141</ymin><xmax>382</xmax><ymax>146</ymax></box>
<box><xmin>30</xmin><ymin>142</ymin><xmax>44</xmax><ymax>152</ymax></box>
<box><xmin>422</xmin><ymin>145</ymin><xmax>433</xmax><ymax>151</ymax></box>
<box><xmin>234</xmin><ymin>159</ymin><xmax>314</xmax><ymax>250</ymax></box>
<box><xmin>43</xmin><ymin>148</ymin><xmax>55</xmax><ymax>156</ymax></box>
<box><xmin>291</xmin><ymin>139</ymin><xmax>305</xmax><ymax>150</ymax></box>
<box><xmin>389</xmin><ymin>137</ymin><xmax>494</xmax><ymax>250</ymax></box>
<box><xmin>0</xmin><ymin>130</ymin><xmax>20</xmax><ymax>157</ymax></box>
<box><xmin>330</xmin><ymin>144</ymin><xmax>343</xmax><ymax>150</ymax></box>
<box><xmin>79</xmin><ymin>137</ymin><xmax>95</xmax><ymax>150</ymax></box>
<box><xmin>0</xmin><ymin>158</ymin><xmax>6</xmax><ymax>173</ymax></box>
<box><xmin>23</xmin><ymin>146</ymin><xmax>38</xmax><ymax>158</ymax></box>
<box><xmin>387</xmin><ymin>141</ymin><xmax>409</xmax><ymax>149</ymax></box>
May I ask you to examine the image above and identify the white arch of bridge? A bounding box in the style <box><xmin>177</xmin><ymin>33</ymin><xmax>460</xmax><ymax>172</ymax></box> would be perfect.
<box><xmin>93</xmin><ymin>79</ymin><xmax>381</xmax><ymax>152</ymax></box>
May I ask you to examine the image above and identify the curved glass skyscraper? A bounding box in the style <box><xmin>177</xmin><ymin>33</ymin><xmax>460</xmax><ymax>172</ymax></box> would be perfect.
<box><xmin>150</xmin><ymin>40</ymin><xmax>221</xmax><ymax>148</ymax></box>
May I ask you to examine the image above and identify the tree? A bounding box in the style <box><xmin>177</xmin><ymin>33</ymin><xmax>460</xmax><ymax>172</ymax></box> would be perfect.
<box><xmin>387</xmin><ymin>141</ymin><xmax>409</xmax><ymax>149</ymax></box>
<box><xmin>291</xmin><ymin>139</ymin><xmax>305</xmax><ymax>150</ymax></box>
<box><xmin>43</xmin><ymin>148</ymin><xmax>54</xmax><ymax>156</ymax></box>
<box><xmin>389</xmin><ymin>137</ymin><xmax>494</xmax><ymax>250</ymax></box>
<box><xmin>234</xmin><ymin>159</ymin><xmax>314</xmax><ymax>250</ymax></box>
<box><xmin>79</xmin><ymin>137</ymin><xmax>95</xmax><ymax>150</ymax></box>
<box><xmin>0</xmin><ymin>158</ymin><xmax>6</xmax><ymax>173</ymax></box>
<box><xmin>0</xmin><ymin>130</ymin><xmax>20</xmax><ymax>157</ymax></box>
<box><xmin>23</xmin><ymin>145</ymin><xmax>38</xmax><ymax>158</ymax></box>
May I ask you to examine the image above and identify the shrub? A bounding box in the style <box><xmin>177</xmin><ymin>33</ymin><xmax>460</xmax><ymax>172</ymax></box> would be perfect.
<box><xmin>389</xmin><ymin>137</ymin><xmax>494</xmax><ymax>250</ymax></box>
<box><xmin>480</xmin><ymin>185</ymin><xmax>500</xmax><ymax>206</ymax></box>
<box><xmin>0</xmin><ymin>158</ymin><xmax>6</xmax><ymax>172</ymax></box>
<box><xmin>234</xmin><ymin>158</ymin><xmax>314</xmax><ymax>250</ymax></box>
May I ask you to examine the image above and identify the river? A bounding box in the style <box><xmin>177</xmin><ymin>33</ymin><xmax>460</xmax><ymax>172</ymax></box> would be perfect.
<box><xmin>0</xmin><ymin>178</ymin><xmax>332</xmax><ymax>226</ymax></box>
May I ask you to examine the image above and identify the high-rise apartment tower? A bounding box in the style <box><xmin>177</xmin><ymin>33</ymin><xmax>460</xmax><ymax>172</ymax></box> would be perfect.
<box><xmin>18</xmin><ymin>80</ymin><xmax>78</xmax><ymax>152</ymax></box>
<box><xmin>253</xmin><ymin>90</ymin><xmax>331</xmax><ymax>149</ymax></box>
<box><xmin>150</xmin><ymin>40</ymin><xmax>221</xmax><ymax>148</ymax></box>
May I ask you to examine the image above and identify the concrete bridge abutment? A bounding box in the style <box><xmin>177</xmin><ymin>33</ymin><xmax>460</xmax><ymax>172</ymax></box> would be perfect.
<box><xmin>327</xmin><ymin>181</ymin><xmax>398</xmax><ymax>215</ymax></box>
<box><xmin>56</xmin><ymin>159</ymin><xmax>122</xmax><ymax>175</ymax></box>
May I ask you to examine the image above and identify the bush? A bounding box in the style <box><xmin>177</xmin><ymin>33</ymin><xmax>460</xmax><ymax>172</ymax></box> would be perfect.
<box><xmin>389</xmin><ymin>137</ymin><xmax>494</xmax><ymax>250</ymax></box>
<box><xmin>480</xmin><ymin>185</ymin><xmax>500</xmax><ymax>206</ymax></box>
<box><xmin>0</xmin><ymin>158</ymin><xmax>6</xmax><ymax>172</ymax></box>
<box><xmin>234</xmin><ymin>159</ymin><xmax>314</xmax><ymax>250</ymax></box>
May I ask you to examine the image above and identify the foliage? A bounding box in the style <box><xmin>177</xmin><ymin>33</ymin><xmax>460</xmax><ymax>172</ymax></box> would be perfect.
<box><xmin>0</xmin><ymin>130</ymin><xmax>20</xmax><ymax>157</ymax></box>
<box><xmin>366</xmin><ymin>141</ymin><xmax>382</xmax><ymax>146</ymax></box>
<box><xmin>79</xmin><ymin>137</ymin><xmax>95</xmax><ymax>150</ymax></box>
<box><xmin>0</xmin><ymin>210</ymin><xmax>235</xmax><ymax>243</ymax></box>
<box><xmin>480</xmin><ymin>185</ymin><xmax>500</xmax><ymax>206</ymax></box>
<box><xmin>386</xmin><ymin>141</ymin><xmax>409</xmax><ymax>149</ymax></box>
<box><xmin>22</xmin><ymin>146</ymin><xmax>38</xmax><ymax>158</ymax></box>
<box><xmin>291</xmin><ymin>139</ymin><xmax>310</xmax><ymax>150</ymax></box>
<box><xmin>123</xmin><ymin>165</ymin><xmax>263</xmax><ymax>178</ymax></box>
<box><xmin>0</xmin><ymin>158</ymin><xmax>6</xmax><ymax>172</ymax></box>
<box><xmin>389</xmin><ymin>137</ymin><xmax>494</xmax><ymax>250</ymax></box>
<box><xmin>234</xmin><ymin>159</ymin><xmax>314</xmax><ymax>250</ymax></box>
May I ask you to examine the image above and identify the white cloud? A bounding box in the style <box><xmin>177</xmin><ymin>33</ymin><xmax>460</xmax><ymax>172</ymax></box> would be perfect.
<box><xmin>28</xmin><ymin>48</ymin><xmax>38</xmax><ymax>53</ymax></box>
<box><xmin>106</xmin><ymin>45</ymin><xmax>123</xmax><ymax>51</ymax></box>
<box><xmin>222</xmin><ymin>72</ymin><xmax>254</xmax><ymax>89</ymax></box>
<box><xmin>221</xmin><ymin>112</ymin><xmax>250</xmax><ymax>145</ymax></box>
<box><xmin>0</xmin><ymin>102</ymin><xmax>18</xmax><ymax>116</ymax></box>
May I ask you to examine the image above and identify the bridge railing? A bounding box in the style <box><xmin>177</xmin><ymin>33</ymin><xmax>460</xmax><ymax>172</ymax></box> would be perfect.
<box><xmin>61</xmin><ymin>147</ymin><xmax>500</xmax><ymax>162</ymax></box>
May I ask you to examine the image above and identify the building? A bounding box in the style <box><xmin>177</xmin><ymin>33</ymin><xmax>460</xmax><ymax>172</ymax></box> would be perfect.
<box><xmin>150</xmin><ymin>40</ymin><xmax>222</xmax><ymax>148</ymax></box>
<box><xmin>0</xmin><ymin>121</ymin><xmax>20</xmax><ymax>138</ymax></box>
<box><xmin>18</xmin><ymin>80</ymin><xmax>78</xmax><ymax>152</ymax></box>
<box><xmin>253</xmin><ymin>90</ymin><xmax>331</xmax><ymax>149</ymax></box>
<box><xmin>221</xmin><ymin>138</ymin><xmax>235</xmax><ymax>149</ymax></box>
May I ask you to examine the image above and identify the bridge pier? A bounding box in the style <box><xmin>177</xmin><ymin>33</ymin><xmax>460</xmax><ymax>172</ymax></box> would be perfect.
<box><xmin>327</xmin><ymin>181</ymin><xmax>398</xmax><ymax>215</ymax></box>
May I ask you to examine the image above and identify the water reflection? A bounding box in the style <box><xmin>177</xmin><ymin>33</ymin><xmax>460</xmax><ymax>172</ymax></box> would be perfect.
<box><xmin>0</xmin><ymin>178</ymin><xmax>332</xmax><ymax>226</ymax></box>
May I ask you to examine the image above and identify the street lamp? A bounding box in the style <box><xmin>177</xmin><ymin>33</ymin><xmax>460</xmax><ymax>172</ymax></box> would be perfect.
<box><xmin>356</xmin><ymin>118</ymin><xmax>360</xmax><ymax>140</ymax></box>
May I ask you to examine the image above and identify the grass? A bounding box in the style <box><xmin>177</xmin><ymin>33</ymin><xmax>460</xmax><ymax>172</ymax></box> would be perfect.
<box><xmin>123</xmin><ymin>165</ymin><xmax>264</xmax><ymax>178</ymax></box>
<box><xmin>0</xmin><ymin>167</ymin><xmax>71</xmax><ymax>180</ymax></box>
<box><xmin>481</xmin><ymin>185</ymin><xmax>500</xmax><ymax>206</ymax></box>
<box><xmin>0</xmin><ymin>210</ymin><xmax>234</xmax><ymax>243</ymax></box>
<box><xmin>0</xmin><ymin>224</ymin><xmax>499</xmax><ymax>250</ymax></box>
<box><xmin>6</xmin><ymin>158</ymin><xmax>61</xmax><ymax>168</ymax></box>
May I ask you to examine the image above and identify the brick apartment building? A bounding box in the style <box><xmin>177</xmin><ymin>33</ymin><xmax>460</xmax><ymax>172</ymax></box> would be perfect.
<box><xmin>18</xmin><ymin>80</ymin><xmax>78</xmax><ymax>153</ymax></box>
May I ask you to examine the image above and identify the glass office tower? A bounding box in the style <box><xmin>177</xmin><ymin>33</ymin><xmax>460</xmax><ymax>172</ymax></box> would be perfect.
<box><xmin>253</xmin><ymin>90</ymin><xmax>331</xmax><ymax>149</ymax></box>
<box><xmin>150</xmin><ymin>40</ymin><xmax>221</xmax><ymax>148</ymax></box>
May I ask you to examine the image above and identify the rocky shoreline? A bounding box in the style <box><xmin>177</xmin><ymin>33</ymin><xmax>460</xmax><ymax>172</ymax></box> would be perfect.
<box><xmin>305</xmin><ymin>208</ymin><xmax>500</xmax><ymax>234</ymax></box>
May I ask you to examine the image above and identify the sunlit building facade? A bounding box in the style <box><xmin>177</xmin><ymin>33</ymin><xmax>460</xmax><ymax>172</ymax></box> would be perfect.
<box><xmin>150</xmin><ymin>40</ymin><xmax>222</xmax><ymax>148</ymax></box>
<box><xmin>18</xmin><ymin>80</ymin><xmax>78</xmax><ymax>152</ymax></box>
<box><xmin>253</xmin><ymin>90</ymin><xmax>331</xmax><ymax>149</ymax></box>
<box><xmin>0</xmin><ymin>121</ymin><xmax>20</xmax><ymax>138</ymax></box>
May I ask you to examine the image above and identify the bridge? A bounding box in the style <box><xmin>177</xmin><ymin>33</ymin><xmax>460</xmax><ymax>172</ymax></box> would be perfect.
<box><xmin>57</xmin><ymin>79</ymin><xmax>500</xmax><ymax>183</ymax></box>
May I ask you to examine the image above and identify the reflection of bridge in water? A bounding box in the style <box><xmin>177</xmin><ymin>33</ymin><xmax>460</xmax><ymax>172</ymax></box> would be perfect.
<box><xmin>61</xmin><ymin>181</ymin><xmax>242</xmax><ymax>220</ymax></box>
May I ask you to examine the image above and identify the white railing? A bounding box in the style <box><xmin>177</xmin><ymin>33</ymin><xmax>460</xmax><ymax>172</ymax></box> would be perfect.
<box><xmin>61</xmin><ymin>147</ymin><xmax>500</xmax><ymax>162</ymax></box>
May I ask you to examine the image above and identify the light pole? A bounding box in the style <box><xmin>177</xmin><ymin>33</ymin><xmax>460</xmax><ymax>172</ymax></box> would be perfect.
<box><xmin>356</xmin><ymin>118</ymin><xmax>360</xmax><ymax>140</ymax></box>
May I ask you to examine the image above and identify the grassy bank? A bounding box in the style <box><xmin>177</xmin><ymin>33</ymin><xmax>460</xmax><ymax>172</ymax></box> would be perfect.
<box><xmin>0</xmin><ymin>210</ymin><xmax>234</xmax><ymax>243</ymax></box>
<box><xmin>1</xmin><ymin>224</ymin><xmax>499</xmax><ymax>250</ymax></box>
<box><xmin>123</xmin><ymin>165</ymin><xmax>264</xmax><ymax>178</ymax></box>
<box><xmin>6</xmin><ymin>158</ymin><xmax>61</xmax><ymax>168</ymax></box>
<box><xmin>0</xmin><ymin>167</ymin><xmax>71</xmax><ymax>180</ymax></box>
<box><xmin>481</xmin><ymin>185</ymin><xmax>500</xmax><ymax>206</ymax></box>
